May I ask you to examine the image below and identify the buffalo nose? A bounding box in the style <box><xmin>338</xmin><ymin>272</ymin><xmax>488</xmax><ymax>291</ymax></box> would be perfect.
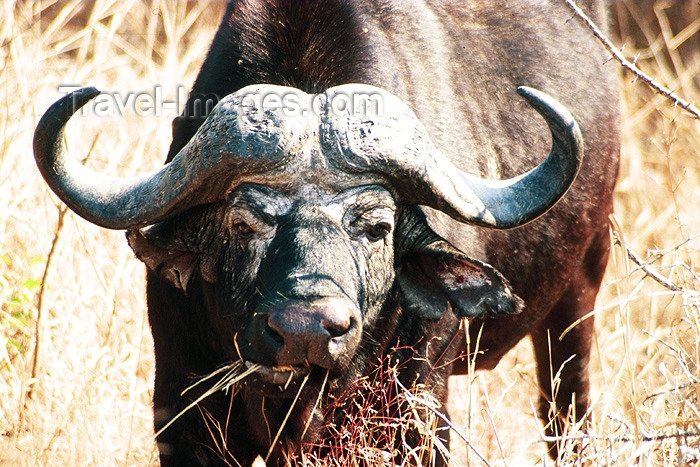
<box><xmin>264</xmin><ymin>297</ymin><xmax>360</xmax><ymax>369</ymax></box>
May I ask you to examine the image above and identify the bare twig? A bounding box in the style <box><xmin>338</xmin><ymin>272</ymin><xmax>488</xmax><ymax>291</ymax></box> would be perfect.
<box><xmin>538</xmin><ymin>426</ymin><xmax>700</xmax><ymax>444</ymax></box>
<box><xmin>564</xmin><ymin>0</ymin><xmax>700</xmax><ymax>120</ymax></box>
<box><xmin>27</xmin><ymin>204</ymin><xmax>68</xmax><ymax>401</ymax></box>
<box><xmin>647</xmin><ymin>233</ymin><xmax>700</xmax><ymax>266</ymax></box>
<box><xmin>621</xmin><ymin>240</ymin><xmax>684</xmax><ymax>293</ymax></box>
<box><xmin>626</xmin><ymin>427</ymin><xmax>700</xmax><ymax>443</ymax></box>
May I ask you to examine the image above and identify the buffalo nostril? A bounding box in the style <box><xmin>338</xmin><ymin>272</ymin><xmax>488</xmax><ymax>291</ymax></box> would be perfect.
<box><xmin>320</xmin><ymin>316</ymin><xmax>351</xmax><ymax>338</ymax></box>
<box><xmin>264</xmin><ymin>317</ymin><xmax>285</xmax><ymax>345</ymax></box>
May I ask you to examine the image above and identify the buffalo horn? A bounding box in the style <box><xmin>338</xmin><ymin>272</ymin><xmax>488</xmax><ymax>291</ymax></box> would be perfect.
<box><xmin>32</xmin><ymin>86</ymin><xmax>295</xmax><ymax>229</ymax></box>
<box><xmin>323</xmin><ymin>84</ymin><xmax>583</xmax><ymax>229</ymax></box>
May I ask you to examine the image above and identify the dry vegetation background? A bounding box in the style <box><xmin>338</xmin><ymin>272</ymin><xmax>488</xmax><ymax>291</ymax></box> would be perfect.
<box><xmin>0</xmin><ymin>1</ymin><xmax>698</xmax><ymax>466</ymax></box>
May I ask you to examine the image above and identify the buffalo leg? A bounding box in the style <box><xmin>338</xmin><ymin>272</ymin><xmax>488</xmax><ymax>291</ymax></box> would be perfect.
<box><xmin>530</xmin><ymin>291</ymin><xmax>593</xmax><ymax>455</ymax></box>
<box><xmin>530</xmin><ymin>229</ymin><xmax>609</xmax><ymax>456</ymax></box>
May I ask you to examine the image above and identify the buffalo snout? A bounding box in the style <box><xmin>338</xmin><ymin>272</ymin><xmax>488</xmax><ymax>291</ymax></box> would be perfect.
<box><xmin>254</xmin><ymin>297</ymin><xmax>361</xmax><ymax>372</ymax></box>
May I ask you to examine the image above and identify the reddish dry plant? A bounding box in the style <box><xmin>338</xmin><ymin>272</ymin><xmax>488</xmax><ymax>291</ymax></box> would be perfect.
<box><xmin>287</xmin><ymin>348</ymin><xmax>447</xmax><ymax>467</ymax></box>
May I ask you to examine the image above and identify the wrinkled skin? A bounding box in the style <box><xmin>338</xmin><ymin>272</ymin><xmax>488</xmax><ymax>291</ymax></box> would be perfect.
<box><xmin>128</xmin><ymin>173</ymin><xmax>521</xmax><ymax>465</ymax></box>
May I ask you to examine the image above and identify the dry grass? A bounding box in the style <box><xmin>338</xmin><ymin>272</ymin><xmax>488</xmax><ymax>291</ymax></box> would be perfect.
<box><xmin>1</xmin><ymin>1</ymin><xmax>698</xmax><ymax>466</ymax></box>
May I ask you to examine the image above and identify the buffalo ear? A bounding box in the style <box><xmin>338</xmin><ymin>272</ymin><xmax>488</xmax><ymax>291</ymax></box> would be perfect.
<box><xmin>397</xmin><ymin>240</ymin><xmax>523</xmax><ymax>319</ymax></box>
<box><xmin>126</xmin><ymin>226</ymin><xmax>199</xmax><ymax>293</ymax></box>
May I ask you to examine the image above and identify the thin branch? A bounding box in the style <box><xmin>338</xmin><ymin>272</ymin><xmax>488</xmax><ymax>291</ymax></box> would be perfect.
<box><xmin>621</xmin><ymin>240</ymin><xmax>684</xmax><ymax>293</ymax></box>
<box><xmin>27</xmin><ymin>205</ymin><xmax>68</xmax><ymax>401</ymax></box>
<box><xmin>619</xmin><ymin>428</ymin><xmax>695</xmax><ymax>443</ymax></box>
<box><xmin>647</xmin><ymin>232</ymin><xmax>700</xmax><ymax>266</ymax></box>
<box><xmin>564</xmin><ymin>0</ymin><xmax>700</xmax><ymax>120</ymax></box>
<box><xmin>538</xmin><ymin>426</ymin><xmax>700</xmax><ymax>444</ymax></box>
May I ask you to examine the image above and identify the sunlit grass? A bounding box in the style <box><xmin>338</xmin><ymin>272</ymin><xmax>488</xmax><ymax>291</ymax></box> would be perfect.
<box><xmin>1</xmin><ymin>1</ymin><xmax>697</xmax><ymax>465</ymax></box>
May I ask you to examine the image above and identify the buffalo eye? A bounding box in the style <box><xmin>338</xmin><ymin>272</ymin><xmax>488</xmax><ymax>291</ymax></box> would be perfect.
<box><xmin>366</xmin><ymin>221</ymin><xmax>392</xmax><ymax>242</ymax></box>
<box><xmin>232</xmin><ymin>219</ymin><xmax>255</xmax><ymax>239</ymax></box>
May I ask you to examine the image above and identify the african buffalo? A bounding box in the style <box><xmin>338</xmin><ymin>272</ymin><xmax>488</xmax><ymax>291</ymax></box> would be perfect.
<box><xmin>34</xmin><ymin>1</ymin><xmax>619</xmax><ymax>465</ymax></box>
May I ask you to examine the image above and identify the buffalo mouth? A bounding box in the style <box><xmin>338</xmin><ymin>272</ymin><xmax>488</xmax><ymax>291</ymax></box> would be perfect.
<box><xmin>244</xmin><ymin>360</ymin><xmax>312</xmax><ymax>388</ymax></box>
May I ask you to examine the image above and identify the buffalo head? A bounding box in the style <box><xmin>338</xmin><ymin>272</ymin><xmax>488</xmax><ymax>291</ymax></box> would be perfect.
<box><xmin>33</xmin><ymin>83</ymin><xmax>582</xmax><ymax>392</ymax></box>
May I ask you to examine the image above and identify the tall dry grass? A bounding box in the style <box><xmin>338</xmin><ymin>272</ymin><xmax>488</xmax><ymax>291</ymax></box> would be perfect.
<box><xmin>0</xmin><ymin>1</ymin><xmax>697</xmax><ymax>466</ymax></box>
